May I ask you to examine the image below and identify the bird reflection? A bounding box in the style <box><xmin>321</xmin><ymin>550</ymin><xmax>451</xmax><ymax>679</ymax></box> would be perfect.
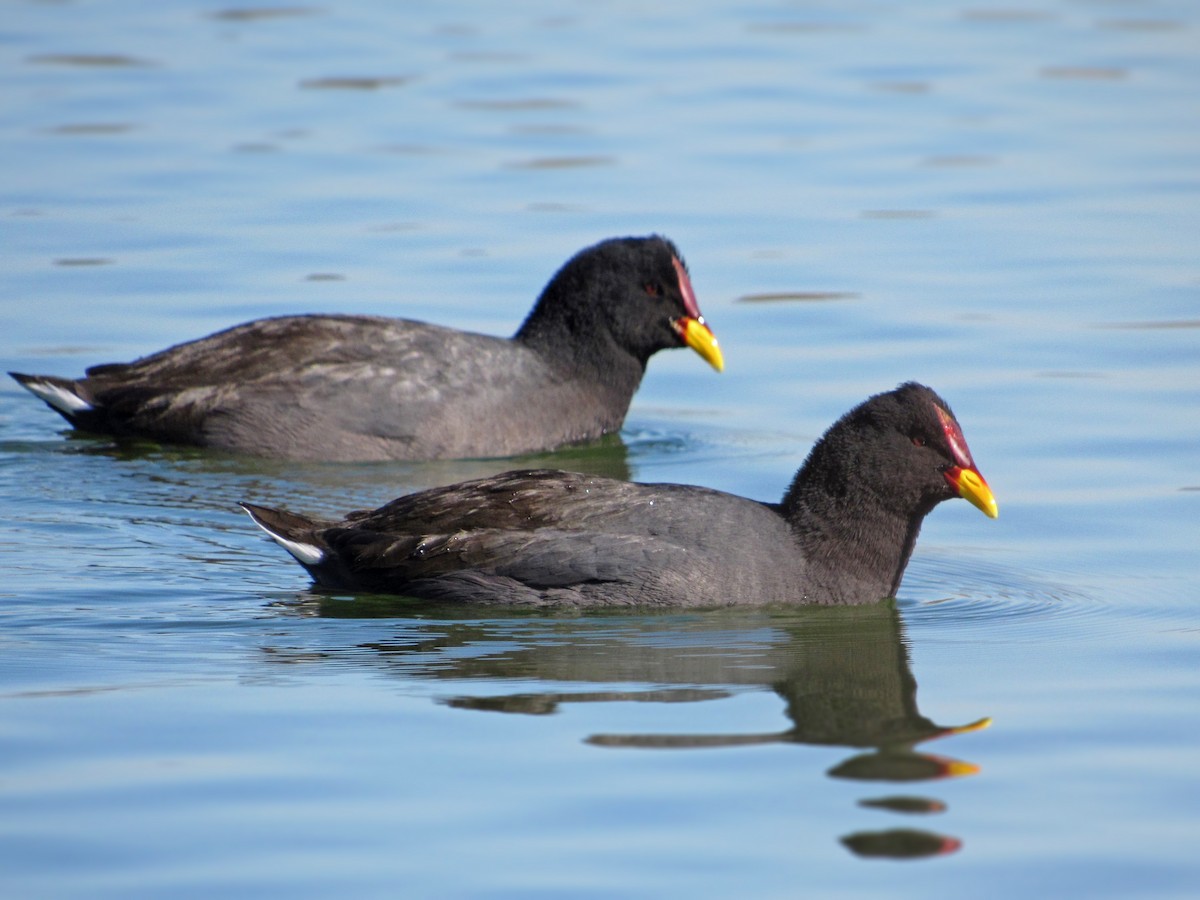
<box><xmin>265</xmin><ymin>595</ymin><xmax>987</xmax><ymax>860</ymax></box>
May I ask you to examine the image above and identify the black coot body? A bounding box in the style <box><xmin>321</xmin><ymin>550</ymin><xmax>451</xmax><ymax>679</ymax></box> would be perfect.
<box><xmin>11</xmin><ymin>235</ymin><xmax>721</xmax><ymax>462</ymax></box>
<box><xmin>242</xmin><ymin>383</ymin><xmax>998</xmax><ymax>607</ymax></box>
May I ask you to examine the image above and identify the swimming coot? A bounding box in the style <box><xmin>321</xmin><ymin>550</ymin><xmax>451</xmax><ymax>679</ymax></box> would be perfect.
<box><xmin>242</xmin><ymin>383</ymin><xmax>998</xmax><ymax>607</ymax></box>
<box><xmin>11</xmin><ymin>235</ymin><xmax>721</xmax><ymax>461</ymax></box>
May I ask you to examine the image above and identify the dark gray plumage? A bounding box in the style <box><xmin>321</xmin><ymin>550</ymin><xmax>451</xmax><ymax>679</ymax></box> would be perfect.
<box><xmin>10</xmin><ymin>235</ymin><xmax>721</xmax><ymax>462</ymax></box>
<box><xmin>242</xmin><ymin>383</ymin><xmax>999</xmax><ymax>608</ymax></box>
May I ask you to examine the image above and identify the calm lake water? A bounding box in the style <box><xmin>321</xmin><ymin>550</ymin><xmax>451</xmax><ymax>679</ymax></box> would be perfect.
<box><xmin>2</xmin><ymin>0</ymin><xmax>1198</xmax><ymax>896</ymax></box>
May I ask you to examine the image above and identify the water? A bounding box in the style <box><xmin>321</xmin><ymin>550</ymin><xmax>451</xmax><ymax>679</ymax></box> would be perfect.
<box><xmin>2</xmin><ymin>0</ymin><xmax>1198</xmax><ymax>896</ymax></box>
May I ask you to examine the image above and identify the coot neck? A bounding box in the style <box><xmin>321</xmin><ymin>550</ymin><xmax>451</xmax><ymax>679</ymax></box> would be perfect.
<box><xmin>514</xmin><ymin>306</ymin><xmax>647</xmax><ymax>399</ymax></box>
<box><xmin>781</xmin><ymin>463</ymin><xmax>932</xmax><ymax>601</ymax></box>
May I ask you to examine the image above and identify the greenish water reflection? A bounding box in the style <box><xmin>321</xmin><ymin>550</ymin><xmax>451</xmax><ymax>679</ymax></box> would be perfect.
<box><xmin>267</xmin><ymin>598</ymin><xmax>987</xmax><ymax>860</ymax></box>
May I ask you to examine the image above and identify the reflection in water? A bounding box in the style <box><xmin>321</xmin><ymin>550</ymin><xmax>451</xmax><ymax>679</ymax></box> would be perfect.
<box><xmin>27</xmin><ymin>53</ymin><xmax>153</xmax><ymax>67</ymax></box>
<box><xmin>299</xmin><ymin>76</ymin><xmax>414</xmax><ymax>91</ymax></box>
<box><xmin>264</xmin><ymin>598</ymin><xmax>988</xmax><ymax>861</ymax></box>
<box><xmin>447</xmin><ymin>688</ymin><xmax>729</xmax><ymax>715</ymax></box>
<box><xmin>59</xmin><ymin>426</ymin><xmax>634</xmax><ymax>488</ymax></box>
<box><xmin>206</xmin><ymin>8</ymin><xmax>317</xmax><ymax>22</ymax></box>
<box><xmin>841</xmin><ymin>828</ymin><xmax>960</xmax><ymax>860</ymax></box>
<box><xmin>859</xmin><ymin>796</ymin><xmax>946</xmax><ymax>814</ymax></box>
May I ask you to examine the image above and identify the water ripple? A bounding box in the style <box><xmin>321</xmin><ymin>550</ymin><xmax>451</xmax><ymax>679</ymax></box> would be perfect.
<box><xmin>899</xmin><ymin>554</ymin><xmax>1115</xmax><ymax>638</ymax></box>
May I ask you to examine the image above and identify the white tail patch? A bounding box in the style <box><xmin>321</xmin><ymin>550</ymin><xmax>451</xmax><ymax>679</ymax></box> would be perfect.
<box><xmin>243</xmin><ymin>509</ymin><xmax>325</xmax><ymax>566</ymax></box>
<box><xmin>22</xmin><ymin>378</ymin><xmax>93</xmax><ymax>414</ymax></box>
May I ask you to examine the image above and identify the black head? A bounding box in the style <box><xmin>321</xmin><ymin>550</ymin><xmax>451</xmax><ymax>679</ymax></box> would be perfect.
<box><xmin>785</xmin><ymin>382</ymin><xmax>998</xmax><ymax>524</ymax></box>
<box><xmin>515</xmin><ymin>235</ymin><xmax>722</xmax><ymax>372</ymax></box>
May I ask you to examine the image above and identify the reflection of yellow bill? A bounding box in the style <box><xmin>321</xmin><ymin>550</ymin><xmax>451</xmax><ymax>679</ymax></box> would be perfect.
<box><xmin>941</xmin><ymin>759</ymin><xmax>982</xmax><ymax>778</ymax></box>
<box><xmin>930</xmin><ymin>716</ymin><xmax>991</xmax><ymax>777</ymax></box>
<box><xmin>948</xmin><ymin>716</ymin><xmax>993</xmax><ymax>735</ymax></box>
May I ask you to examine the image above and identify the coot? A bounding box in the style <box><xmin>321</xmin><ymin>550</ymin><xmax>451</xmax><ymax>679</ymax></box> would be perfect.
<box><xmin>10</xmin><ymin>235</ymin><xmax>721</xmax><ymax>461</ymax></box>
<box><xmin>241</xmin><ymin>383</ymin><xmax>998</xmax><ymax>607</ymax></box>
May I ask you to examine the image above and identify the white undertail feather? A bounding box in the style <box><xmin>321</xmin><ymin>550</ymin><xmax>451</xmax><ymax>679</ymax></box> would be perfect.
<box><xmin>22</xmin><ymin>378</ymin><xmax>93</xmax><ymax>414</ymax></box>
<box><xmin>242</xmin><ymin>508</ymin><xmax>325</xmax><ymax>565</ymax></box>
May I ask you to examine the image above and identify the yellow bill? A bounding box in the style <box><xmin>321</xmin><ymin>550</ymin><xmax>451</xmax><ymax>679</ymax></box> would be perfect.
<box><xmin>676</xmin><ymin>316</ymin><xmax>724</xmax><ymax>372</ymax></box>
<box><xmin>948</xmin><ymin>466</ymin><xmax>999</xmax><ymax>519</ymax></box>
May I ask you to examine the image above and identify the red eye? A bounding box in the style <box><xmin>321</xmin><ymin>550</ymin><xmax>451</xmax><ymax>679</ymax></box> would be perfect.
<box><xmin>912</xmin><ymin>437</ymin><xmax>926</xmax><ymax>447</ymax></box>
<box><xmin>644</xmin><ymin>283</ymin><xmax>663</xmax><ymax>297</ymax></box>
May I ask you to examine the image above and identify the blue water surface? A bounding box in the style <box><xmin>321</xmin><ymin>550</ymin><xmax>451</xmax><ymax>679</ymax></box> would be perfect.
<box><xmin>2</xmin><ymin>1</ymin><xmax>1198</xmax><ymax>897</ymax></box>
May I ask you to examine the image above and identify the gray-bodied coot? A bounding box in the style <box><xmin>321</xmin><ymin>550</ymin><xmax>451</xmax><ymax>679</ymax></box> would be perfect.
<box><xmin>10</xmin><ymin>235</ymin><xmax>721</xmax><ymax>462</ymax></box>
<box><xmin>241</xmin><ymin>383</ymin><xmax>998</xmax><ymax>607</ymax></box>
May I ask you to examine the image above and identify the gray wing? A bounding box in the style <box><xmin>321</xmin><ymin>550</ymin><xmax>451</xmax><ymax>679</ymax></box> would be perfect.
<box><xmin>324</xmin><ymin>525</ymin><xmax>701</xmax><ymax>608</ymax></box>
<box><xmin>316</xmin><ymin>472</ymin><xmax>804</xmax><ymax>607</ymax></box>
<box><xmin>81</xmin><ymin>315</ymin><xmax>550</xmax><ymax>459</ymax></box>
